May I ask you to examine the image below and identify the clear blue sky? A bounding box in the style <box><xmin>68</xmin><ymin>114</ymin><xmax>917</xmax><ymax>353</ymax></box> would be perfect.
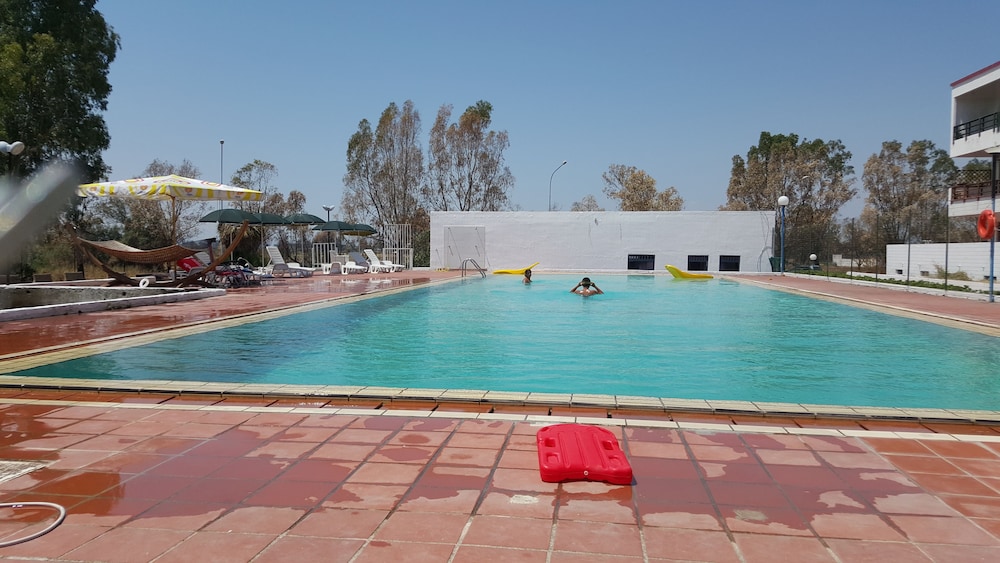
<box><xmin>95</xmin><ymin>0</ymin><xmax>999</xmax><ymax>219</ymax></box>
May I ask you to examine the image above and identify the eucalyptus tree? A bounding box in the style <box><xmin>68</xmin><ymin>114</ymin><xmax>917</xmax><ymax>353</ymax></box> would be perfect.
<box><xmin>724</xmin><ymin>132</ymin><xmax>855</xmax><ymax>264</ymax></box>
<box><xmin>601</xmin><ymin>164</ymin><xmax>683</xmax><ymax>211</ymax></box>
<box><xmin>343</xmin><ymin>100</ymin><xmax>425</xmax><ymax>229</ymax></box>
<box><xmin>861</xmin><ymin>140</ymin><xmax>957</xmax><ymax>246</ymax></box>
<box><xmin>425</xmin><ymin>100</ymin><xmax>514</xmax><ymax>211</ymax></box>
<box><xmin>571</xmin><ymin>195</ymin><xmax>605</xmax><ymax>212</ymax></box>
<box><xmin>0</xmin><ymin>0</ymin><xmax>119</xmax><ymax>181</ymax></box>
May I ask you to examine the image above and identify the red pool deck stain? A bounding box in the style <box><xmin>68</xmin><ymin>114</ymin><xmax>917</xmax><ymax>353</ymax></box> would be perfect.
<box><xmin>0</xmin><ymin>272</ymin><xmax>998</xmax><ymax>561</ymax></box>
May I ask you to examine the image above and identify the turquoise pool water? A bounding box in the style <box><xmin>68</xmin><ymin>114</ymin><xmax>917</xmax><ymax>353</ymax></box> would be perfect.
<box><xmin>13</xmin><ymin>275</ymin><xmax>1000</xmax><ymax>410</ymax></box>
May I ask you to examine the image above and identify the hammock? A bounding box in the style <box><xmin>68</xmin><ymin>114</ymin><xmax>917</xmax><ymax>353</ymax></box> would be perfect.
<box><xmin>75</xmin><ymin>239</ymin><xmax>201</xmax><ymax>265</ymax></box>
<box><xmin>66</xmin><ymin>221</ymin><xmax>250</xmax><ymax>288</ymax></box>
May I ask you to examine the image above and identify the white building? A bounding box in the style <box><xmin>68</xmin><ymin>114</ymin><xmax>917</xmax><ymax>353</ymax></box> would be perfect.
<box><xmin>429</xmin><ymin>211</ymin><xmax>777</xmax><ymax>273</ymax></box>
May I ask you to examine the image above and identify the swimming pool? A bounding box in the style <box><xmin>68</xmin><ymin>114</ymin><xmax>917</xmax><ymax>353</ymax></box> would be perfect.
<box><xmin>11</xmin><ymin>274</ymin><xmax>1000</xmax><ymax>410</ymax></box>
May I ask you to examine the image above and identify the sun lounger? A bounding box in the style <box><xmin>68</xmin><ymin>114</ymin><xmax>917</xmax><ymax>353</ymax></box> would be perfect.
<box><xmin>363</xmin><ymin>249</ymin><xmax>405</xmax><ymax>272</ymax></box>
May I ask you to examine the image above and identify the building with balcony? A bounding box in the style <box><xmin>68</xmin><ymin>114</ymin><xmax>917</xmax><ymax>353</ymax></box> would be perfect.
<box><xmin>949</xmin><ymin>60</ymin><xmax>1000</xmax><ymax>218</ymax></box>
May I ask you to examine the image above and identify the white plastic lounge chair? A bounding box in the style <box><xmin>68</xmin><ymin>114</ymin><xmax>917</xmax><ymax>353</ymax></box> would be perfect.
<box><xmin>265</xmin><ymin>246</ymin><xmax>313</xmax><ymax>277</ymax></box>
<box><xmin>345</xmin><ymin>252</ymin><xmax>372</xmax><ymax>273</ymax></box>
<box><xmin>364</xmin><ymin>249</ymin><xmax>405</xmax><ymax>272</ymax></box>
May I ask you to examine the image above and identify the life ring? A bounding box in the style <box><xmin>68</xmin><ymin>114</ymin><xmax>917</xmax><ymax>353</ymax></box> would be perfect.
<box><xmin>978</xmin><ymin>209</ymin><xmax>996</xmax><ymax>239</ymax></box>
<box><xmin>138</xmin><ymin>277</ymin><xmax>150</xmax><ymax>288</ymax></box>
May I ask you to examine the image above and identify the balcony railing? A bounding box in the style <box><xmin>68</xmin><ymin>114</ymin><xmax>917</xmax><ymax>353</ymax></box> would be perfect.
<box><xmin>949</xmin><ymin>169</ymin><xmax>996</xmax><ymax>202</ymax></box>
<box><xmin>953</xmin><ymin>112</ymin><xmax>1000</xmax><ymax>140</ymax></box>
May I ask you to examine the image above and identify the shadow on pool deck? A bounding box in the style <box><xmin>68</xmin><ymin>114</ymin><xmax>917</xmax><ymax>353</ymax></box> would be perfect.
<box><xmin>1</xmin><ymin>271</ymin><xmax>999</xmax><ymax>561</ymax></box>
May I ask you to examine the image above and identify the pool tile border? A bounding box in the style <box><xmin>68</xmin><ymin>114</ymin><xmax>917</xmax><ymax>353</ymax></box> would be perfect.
<box><xmin>2</xmin><ymin>376</ymin><xmax>1000</xmax><ymax>429</ymax></box>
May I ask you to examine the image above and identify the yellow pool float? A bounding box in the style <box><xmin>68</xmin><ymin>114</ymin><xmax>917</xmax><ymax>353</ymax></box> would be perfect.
<box><xmin>493</xmin><ymin>262</ymin><xmax>539</xmax><ymax>275</ymax></box>
<box><xmin>665</xmin><ymin>264</ymin><xmax>713</xmax><ymax>280</ymax></box>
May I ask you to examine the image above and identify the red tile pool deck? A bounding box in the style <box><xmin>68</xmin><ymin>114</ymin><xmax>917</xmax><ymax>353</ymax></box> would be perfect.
<box><xmin>1</xmin><ymin>272</ymin><xmax>999</xmax><ymax>561</ymax></box>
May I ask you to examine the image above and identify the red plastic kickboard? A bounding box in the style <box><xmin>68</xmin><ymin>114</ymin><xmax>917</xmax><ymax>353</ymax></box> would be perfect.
<box><xmin>536</xmin><ymin>423</ymin><xmax>633</xmax><ymax>485</ymax></box>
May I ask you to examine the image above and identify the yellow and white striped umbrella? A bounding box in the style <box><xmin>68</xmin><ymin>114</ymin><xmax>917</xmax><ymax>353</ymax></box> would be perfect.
<box><xmin>78</xmin><ymin>174</ymin><xmax>263</xmax><ymax>202</ymax></box>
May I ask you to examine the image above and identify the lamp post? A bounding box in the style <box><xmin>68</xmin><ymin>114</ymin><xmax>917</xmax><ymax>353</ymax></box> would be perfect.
<box><xmin>0</xmin><ymin>140</ymin><xmax>25</xmax><ymax>178</ymax></box>
<box><xmin>322</xmin><ymin>205</ymin><xmax>335</xmax><ymax>248</ymax></box>
<box><xmin>548</xmin><ymin>160</ymin><xmax>567</xmax><ymax>211</ymax></box>
<box><xmin>778</xmin><ymin>195</ymin><xmax>789</xmax><ymax>274</ymax></box>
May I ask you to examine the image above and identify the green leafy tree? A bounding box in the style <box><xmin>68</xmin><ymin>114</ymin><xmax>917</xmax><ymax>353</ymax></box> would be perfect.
<box><xmin>601</xmin><ymin>164</ymin><xmax>683</xmax><ymax>211</ymax></box>
<box><xmin>425</xmin><ymin>100</ymin><xmax>515</xmax><ymax>211</ymax></box>
<box><xmin>724</xmin><ymin>132</ymin><xmax>855</xmax><ymax>265</ymax></box>
<box><xmin>344</xmin><ymin>100</ymin><xmax>425</xmax><ymax>229</ymax></box>
<box><xmin>0</xmin><ymin>0</ymin><xmax>119</xmax><ymax>180</ymax></box>
<box><xmin>861</xmin><ymin>140</ymin><xmax>956</xmax><ymax>247</ymax></box>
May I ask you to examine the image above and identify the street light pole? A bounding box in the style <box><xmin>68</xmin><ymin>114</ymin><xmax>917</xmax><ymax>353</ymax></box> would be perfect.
<box><xmin>548</xmin><ymin>160</ymin><xmax>567</xmax><ymax>211</ymax></box>
<box><xmin>778</xmin><ymin>195</ymin><xmax>789</xmax><ymax>274</ymax></box>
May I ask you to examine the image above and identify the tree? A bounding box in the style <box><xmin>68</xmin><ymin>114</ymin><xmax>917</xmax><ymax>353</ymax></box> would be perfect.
<box><xmin>0</xmin><ymin>0</ymin><xmax>119</xmax><ymax>181</ymax></box>
<box><xmin>571</xmin><ymin>195</ymin><xmax>605</xmax><ymax>212</ymax></box>
<box><xmin>425</xmin><ymin>100</ymin><xmax>515</xmax><ymax>211</ymax></box>
<box><xmin>861</xmin><ymin>140</ymin><xmax>956</xmax><ymax>247</ymax></box>
<box><xmin>343</xmin><ymin>100</ymin><xmax>425</xmax><ymax>231</ymax></box>
<box><xmin>601</xmin><ymin>164</ymin><xmax>684</xmax><ymax>211</ymax></box>
<box><xmin>229</xmin><ymin>159</ymin><xmax>281</xmax><ymax>264</ymax></box>
<box><xmin>723</xmin><ymin>132</ymin><xmax>855</xmax><ymax>265</ymax></box>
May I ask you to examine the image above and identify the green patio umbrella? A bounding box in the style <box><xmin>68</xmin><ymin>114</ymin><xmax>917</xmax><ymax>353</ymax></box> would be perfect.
<box><xmin>284</xmin><ymin>213</ymin><xmax>326</xmax><ymax>263</ymax></box>
<box><xmin>253</xmin><ymin>212</ymin><xmax>290</xmax><ymax>266</ymax></box>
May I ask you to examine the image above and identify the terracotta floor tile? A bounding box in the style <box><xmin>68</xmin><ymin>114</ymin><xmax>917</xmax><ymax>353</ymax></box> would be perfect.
<box><xmin>498</xmin><ymin>448</ymin><xmax>540</xmax><ymax>469</ymax></box>
<box><xmin>940</xmin><ymin>494</ymin><xmax>1000</xmax><ymax>519</ymax></box>
<box><xmin>309</xmin><ymin>442</ymin><xmax>378</xmax><ymax>461</ymax></box>
<box><xmin>825</xmin><ymin>538</ymin><xmax>934</xmax><ymax>563</ymax></box>
<box><xmin>351</xmin><ymin>540</ymin><xmax>456</xmax><ymax>563</ymax></box>
<box><xmin>153</xmin><ymin>530</ymin><xmax>277</xmax><ymax>563</ymax></box>
<box><xmin>948</xmin><ymin>457</ymin><xmax>1000</xmax><ymax>478</ymax></box>
<box><xmin>447</xmin><ymin>431</ymin><xmax>508</xmax><ymax>449</ymax></box>
<box><xmin>476</xmin><ymin>491</ymin><xmax>557</xmax><ymax>519</ymax></box>
<box><xmin>637</xmin><ymin>500</ymin><xmax>722</xmax><ymax>530</ymax></box>
<box><xmin>490</xmin><ymin>468</ymin><xmax>561</xmax><ymax>494</ymax></box>
<box><xmin>435</xmin><ymin>446</ymin><xmax>501</xmax><ymax>467</ymax></box>
<box><xmin>280</xmin><ymin>459</ymin><xmax>356</xmax><ymax>482</ymax></box>
<box><xmin>204</xmin><ymin>505</ymin><xmax>306</xmax><ymax>534</ymax></box>
<box><xmin>346</xmin><ymin>461</ymin><xmax>423</xmax><ymax>485</ymax></box>
<box><xmin>462</xmin><ymin>514</ymin><xmax>552</xmax><ymax>550</ymax></box>
<box><xmin>209</xmin><ymin>457</ymin><xmax>290</xmax><ymax>480</ymax></box>
<box><xmin>699</xmin><ymin>460</ymin><xmax>773</xmax><ymax>483</ymax></box>
<box><xmin>351</xmin><ymin>416</ymin><xmax>409</xmax><ymax>432</ymax></box>
<box><xmin>288</xmin><ymin>507</ymin><xmax>388</xmax><ymax>538</ymax></box>
<box><xmin>720</xmin><ymin>506</ymin><xmax>813</xmax><ymax>536</ymax></box>
<box><xmin>863</xmin><ymin>437</ymin><xmax>935</xmax><ymax>455</ymax></box>
<box><xmin>147</xmin><ymin>454</ymin><xmax>230</xmax><ymax>478</ymax></box>
<box><xmin>404</xmin><ymin>418</ymin><xmax>460</xmax><ymax>432</ymax></box>
<box><xmin>322</xmin><ymin>483</ymin><xmax>409</xmax><ymax>510</ymax></box>
<box><xmin>108</xmin><ymin>420</ymin><xmax>177</xmax><ymax>437</ymax></box>
<box><xmin>64</xmin><ymin>526</ymin><xmax>192</xmax><ymax>563</ymax></box>
<box><xmin>273</xmin><ymin>426</ymin><xmax>340</xmax><ymax>442</ymax></box>
<box><xmin>921</xmin><ymin>439</ymin><xmax>1000</xmax><ymax>459</ymax></box>
<box><xmin>453</xmin><ymin>545</ymin><xmax>548</xmax><ymax>563</ymax></box>
<box><xmin>83</xmin><ymin>451</ymin><xmax>169</xmax><ymax>474</ymax></box>
<box><xmin>331</xmin><ymin>428</ymin><xmax>394</xmax><ymax>444</ymax></box>
<box><xmin>883</xmin><ymin>453</ymin><xmax>959</xmax><ymax>474</ymax></box>
<box><xmin>243</xmin><ymin>479</ymin><xmax>338</xmax><ymax>508</ymax></box>
<box><xmin>169</xmin><ymin>477</ymin><xmax>265</xmax><ymax>504</ymax></box>
<box><xmin>417</xmin><ymin>464</ymin><xmax>490</xmax><ymax>490</ymax></box>
<box><xmin>374</xmin><ymin>510</ymin><xmax>470</xmax><ymax>543</ymax></box>
<box><xmin>766</xmin><ymin>465</ymin><xmax>845</xmax><ymax>488</ymax></box>
<box><xmin>629</xmin><ymin>457</ymin><xmax>702</xmax><ymax>481</ymax></box>
<box><xmin>386</xmin><ymin>429</ymin><xmax>450</xmax><ymax>448</ymax></box>
<box><xmin>707</xmin><ymin>481</ymin><xmax>791</xmax><ymax>508</ymax></box>
<box><xmin>121</xmin><ymin>474</ymin><xmax>201</xmax><ymax>500</ymax></box>
<box><xmin>223</xmin><ymin>425</ymin><xmax>286</xmax><ymax>440</ymax></box>
<box><xmin>246</xmin><ymin>440</ymin><xmax>318</xmax><ymax>459</ymax></box>
<box><xmin>916</xmin><ymin>543</ymin><xmax>1000</xmax><ymax>563</ymax></box>
<box><xmin>625</xmin><ymin>440</ymin><xmax>689</xmax><ymax>459</ymax></box>
<box><xmin>127</xmin><ymin>436</ymin><xmax>201</xmax><ymax>455</ymax></box>
<box><xmin>909</xmin><ymin>472</ymin><xmax>999</xmax><ymax>496</ymax></box>
<box><xmin>733</xmin><ymin>533</ymin><xmax>835</xmax><ymax>563</ymax></box>
<box><xmin>0</xmin><ymin>523</ymin><xmax>111</xmax><ymax>559</ymax></box>
<box><xmin>889</xmin><ymin>514</ymin><xmax>1000</xmax><ymax>545</ymax></box>
<box><xmin>643</xmin><ymin>527</ymin><xmax>740</xmax><ymax>562</ymax></box>
<box><xmin>869</xmin><ymin>492</ymin><xmax>960</xmax><ymax>516</ymax></box>
<box><xmin>688</xmin><ymin>444</ymin><xmax>755</xmax><ymax>464</ymax></box>
<box><xmin>29</xmin><ymin>470</ymin><xmax>123</xmax><ymax>497</ymax></box>
<box><xmin>65</xmin><ymin>497</ymin><xmax>159</xmax><ymax>526</ymax></box>
<box><xmin>550</xmin><ymin>519</ymin><xmax>643</xmax><ymax>557</ymax></box>
<box><xmin>126</xmin><ymin>501</ymin><xmax>228</xmax><ymax>531</ymax></box>
<box><xmin>398</xmin><ymin>486</ymin><xmax>481</xmax><ymax>513</ymax></box>
<box><xmin>370</xmin><ymin>444</ymin><xmax>438</xmax><ymax>464</ymax></box>
<box><xmin>800</xmin><ymin>435</ymin><xmax>866</xmax><ymax>453</ymax></box>
<box><xmin>557</xmin><ymin>496</ymin><xmax>636</xmax><ymax>524</ymax></box>
<box><xmin>253</xmin><ymin>535</ymin><xmax>364</xmax><ymax>563</ymax></box>
<box><xmin>807</xmin><ymin>512</ymin><xmax>905</xmax><ymax>541</ymax></box>
<box><xmin>184</xmin><ymin>437</ymin><xmax>263</xmax><ymax>457</ymax></box>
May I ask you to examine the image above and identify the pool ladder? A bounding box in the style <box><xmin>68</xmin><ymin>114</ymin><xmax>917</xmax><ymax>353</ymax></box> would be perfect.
<box><xmin>460</xmin><ymin>259</ymin><xmax>487</xmax><ymax>278</ymax></box>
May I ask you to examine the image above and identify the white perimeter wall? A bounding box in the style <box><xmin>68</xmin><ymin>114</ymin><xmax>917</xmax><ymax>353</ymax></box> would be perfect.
<box><xmin>430</xmin><ymin>211</ymin><xmax>777</xmax><ymax>272</ymax></box>
<box><xmin>886</xmin><ymin>242</ymin><xmax>999</xmax><ymax>281</ymax></box>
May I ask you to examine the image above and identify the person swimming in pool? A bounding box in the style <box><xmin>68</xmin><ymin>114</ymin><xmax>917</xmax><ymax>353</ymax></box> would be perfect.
<box><xmin>570</xmin><ymin>277</ymin><xmax>603</xmax><ymax>296</ymax></box>
<box><xmin>523</xmin><ymin>269</ymin><xmax>532</xmax><ymax>284</ymax></box>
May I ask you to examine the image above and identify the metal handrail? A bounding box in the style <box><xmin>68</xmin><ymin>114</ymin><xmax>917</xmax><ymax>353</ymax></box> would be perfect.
<box><xmin>953</xmin><ymin>112</ymin><xmax>1000</xmax><ymax>140</ymax></box>
<box><xmin>460</xmin><ymin>258</ymin><xmax>486</xmax><ymax>278</ymax></box>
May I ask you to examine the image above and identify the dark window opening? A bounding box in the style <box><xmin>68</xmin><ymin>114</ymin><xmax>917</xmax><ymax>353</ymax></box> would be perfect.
<box><xmin>687</xmin><ymin>255</ymin><xmax>709</xmax><ymax>271</ymax></box>
<box><xmin>719</xmin><ymin>255</ymin><xmax>740</xmax><ymax>272</ymax></box>
<box><xmin>627</xmin><ymin>254</ymin><xmax>655</xmax><ymax>270</ymax></box>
